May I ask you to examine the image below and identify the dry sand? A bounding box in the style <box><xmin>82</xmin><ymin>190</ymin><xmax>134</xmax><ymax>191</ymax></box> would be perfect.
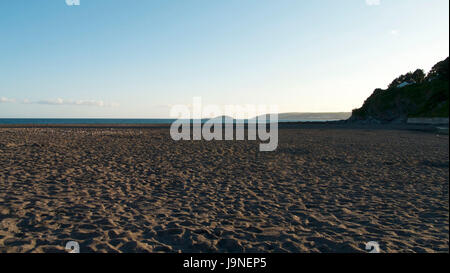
<box><xmin>0</xmin><ymin>126</ymin><xmax>448</xmax><ymax>253</ymax></box>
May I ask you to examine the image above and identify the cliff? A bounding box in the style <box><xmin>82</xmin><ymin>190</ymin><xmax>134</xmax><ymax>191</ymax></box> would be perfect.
<box><xmin>350</xmin><ymin>57</ymin><xmax>449</xmax><ymax>123</ymax></box>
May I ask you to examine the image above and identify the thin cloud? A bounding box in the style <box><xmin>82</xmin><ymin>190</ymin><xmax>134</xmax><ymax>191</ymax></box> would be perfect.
<box><xmin>1</xmin><ymin>97</ymin><xmax>118</xmax><ymax>107</ymax></box>
<box><xmin>0</xmin><ymin>97</ymin><xmax>16</xmax><ymax>103</ymax></box>
<box><xmin>390</xmin><ymin>29</ymin><xmax>400</xmax><ymax>36</ymax></box>
<box><xmin>365</xmin><ymin>0</ymin><xmax>381</xmax><ymax>6</ymax></box>
<box><xmin>36</xmin><ymin>98</ymin><xmax>119</xmax><ymax>107</ymax></box>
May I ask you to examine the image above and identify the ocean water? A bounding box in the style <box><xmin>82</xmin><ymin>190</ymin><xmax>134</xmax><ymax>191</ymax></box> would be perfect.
<box><xmin>0</xmin><ymin>118</ymin><xmax>340</xmax><ymax>125</ymax></box>
<box><xmin>0</xmin><ymin>118</ymin><xmax>178</xmax><ymax>125</ymax></box>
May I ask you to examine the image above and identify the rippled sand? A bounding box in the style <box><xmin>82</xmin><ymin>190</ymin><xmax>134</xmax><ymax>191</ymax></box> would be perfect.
<box><xmin>0</xmin><ymin>127</ymin><xmax>448</xmax><ymax>253</ymax></box>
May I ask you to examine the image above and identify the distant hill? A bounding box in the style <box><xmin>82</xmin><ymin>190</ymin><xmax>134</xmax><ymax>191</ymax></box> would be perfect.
<box><xmin>211</xmin><ymin>113</ymin><xmax>351</xmax><ymax>121</ymax></box>
<box><xmin>350</xmin><ymin>57</ymin><xmax>449</xmax><ymax>123</ymax></box>
<box><xmin>254</xmin><ymin>112</ymin><xmax>351</xmax><ymax>121</ymax></box>
<box><xmin>208</xmin><ymin>115</ymin><xmax>235</xmax><ymax>121</ymax></box>
<box><xmin>276</xmin><ymin>112</ymin><xmax>351</xmax><ymax>121</ymax></box>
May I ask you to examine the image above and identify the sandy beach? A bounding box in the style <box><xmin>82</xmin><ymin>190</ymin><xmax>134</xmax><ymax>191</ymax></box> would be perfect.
<box><xmin>0</xmin><ymin>126</ymin><xmax>448</xmax><ymax>253</ymax></box>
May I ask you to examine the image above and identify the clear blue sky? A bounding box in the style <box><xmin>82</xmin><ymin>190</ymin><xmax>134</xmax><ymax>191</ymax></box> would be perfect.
<box><xmin>0</xmin><ymin>0</ymin><xmax>448</xmax><ymax>118</ymax></box>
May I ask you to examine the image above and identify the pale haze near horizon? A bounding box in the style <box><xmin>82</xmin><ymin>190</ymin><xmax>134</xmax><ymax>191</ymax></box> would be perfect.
<box><xmin>0</xmin><ymin>0</ymin><xmax>448</xmax><ymax>118</ymax></box>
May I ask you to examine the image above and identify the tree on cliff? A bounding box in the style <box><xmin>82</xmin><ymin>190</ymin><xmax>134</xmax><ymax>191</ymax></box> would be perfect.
<box><xmin>427</xmin><ymin>57</ymin><xmax>449</xmax><ymax>80</ymax></box>
<box><xmin>388</xmin><ymin>69</ymin><xmax>425</xmax><ymax>89</ymax></box>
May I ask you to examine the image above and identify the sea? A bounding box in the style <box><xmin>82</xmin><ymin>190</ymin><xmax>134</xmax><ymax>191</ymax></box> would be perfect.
<box><xmin>0</xmin><ymin>118</ymin><xmax>342</xmax><ymax>125</ymax></box>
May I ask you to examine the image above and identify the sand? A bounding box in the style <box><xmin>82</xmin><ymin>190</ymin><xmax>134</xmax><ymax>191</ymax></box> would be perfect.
<box><xmin>0</xmin><ymin>126</ymin><xmax>448</xmax><ymax>253</ymax></box>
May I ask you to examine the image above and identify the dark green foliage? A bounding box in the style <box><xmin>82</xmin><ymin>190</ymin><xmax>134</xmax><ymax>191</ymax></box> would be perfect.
<box><xmin>427</xmin><ymin>57</ymin><xmax>449</xmax><ymax>81</ymax></box>
<box><xmin>388</xmin><ymin>69</ymin><xmax>426</xmax><ymax>89</ymax></box>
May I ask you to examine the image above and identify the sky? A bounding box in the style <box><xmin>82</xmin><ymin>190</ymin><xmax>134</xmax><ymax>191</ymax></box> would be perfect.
<box><xmin>0</xmin><ymin>0</ymin><xmax>449</xmax><ymax>118</ymax></box>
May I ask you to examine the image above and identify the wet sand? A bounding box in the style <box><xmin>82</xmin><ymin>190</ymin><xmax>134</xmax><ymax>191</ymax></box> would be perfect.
<box><xmin>0</xmin><ymin>126</ymin><xmax>448</xmax><ymax>253</ymax></box>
